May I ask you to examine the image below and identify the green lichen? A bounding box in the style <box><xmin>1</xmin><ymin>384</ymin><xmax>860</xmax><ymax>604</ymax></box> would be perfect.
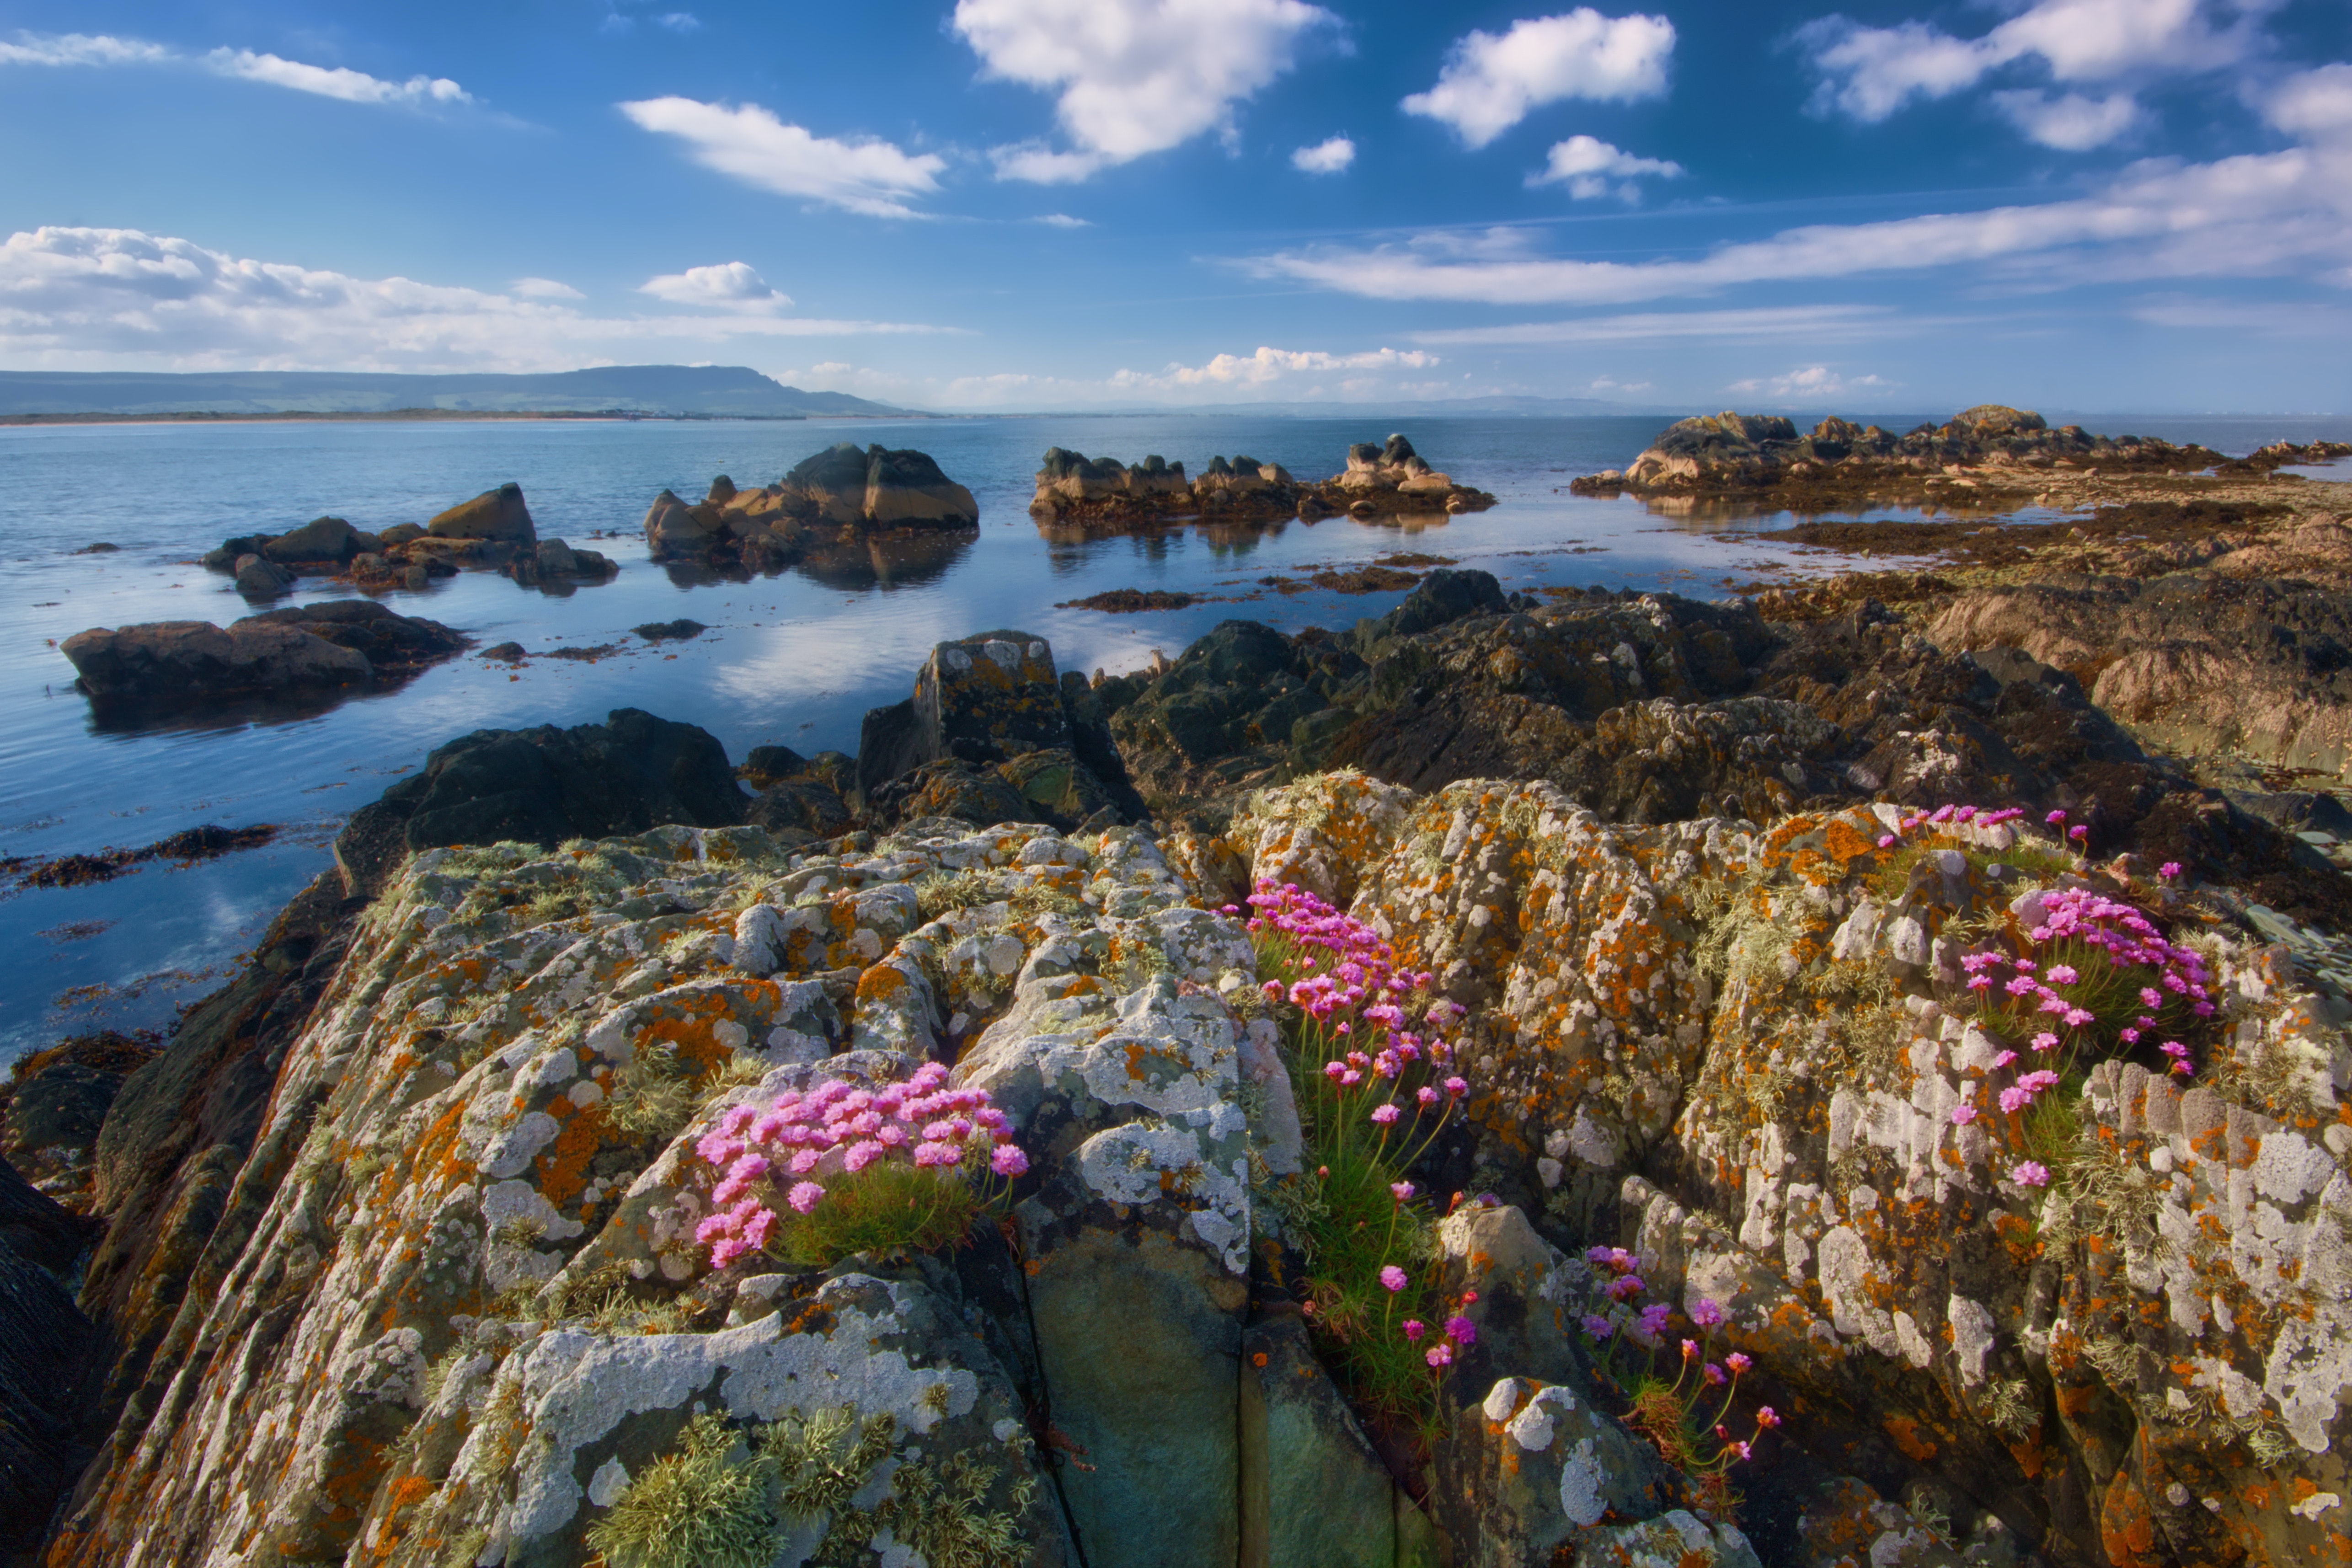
<box><xmin>584</xmin><ymin>1413</ymin><xmax>780</xmax><ymax>1568</ymax></box>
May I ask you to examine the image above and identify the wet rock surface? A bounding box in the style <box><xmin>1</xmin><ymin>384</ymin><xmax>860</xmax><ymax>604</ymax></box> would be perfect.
<box><xmin>644</xmin><ymin>445</ymin><xmax>979</xmax><ymax>574</ymax></box>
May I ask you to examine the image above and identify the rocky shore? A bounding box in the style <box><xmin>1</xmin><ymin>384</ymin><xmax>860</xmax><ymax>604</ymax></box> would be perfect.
<box><xmin>1572</xmin><ymin>405</ymin><xmax>2352</xmax><ymax>511</ymax></box>
<box><xmin>11</xmin><ymin>432</ymin><xmax>2352</xmax><ymax>1568</ymax></box>
<box><xmin>645</xmin><ymin>444</ymin><xmax>979</xmax><ymax>575</ymax></box>
<box><xmin>1031</xmin><ymin>433</ymin><xmax>1497</xmax><ymax>530</ymax></box>
<box><xmin>203</xmin><ymin>483</ymin><xmax>618</xmax><ymax>598</ymax></box>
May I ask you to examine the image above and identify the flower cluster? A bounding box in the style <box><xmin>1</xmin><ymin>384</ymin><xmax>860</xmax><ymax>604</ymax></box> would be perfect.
<box><xmin>1247</xmin><ymin>879</ymin><xmax>1470</xmax><ymax>1135</ymax></box>
<box><xmin>1874</xmin><ymin>803</ymin><xmax>2028</xmax><ymax>850</ymax></box>
<box><xmin>1574</xmin><ymin>1247</ymin><xmax>1780</xmax><ymax>1482</ymax></box>
<box><xmin>692</xmin><ymin>1062</ymin><xmax>1027</xmax><ymax>1268</ymax></box>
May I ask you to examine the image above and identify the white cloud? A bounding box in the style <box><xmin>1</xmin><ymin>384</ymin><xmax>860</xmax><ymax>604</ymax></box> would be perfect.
<box><xmin>1989</xmin><ymin>88</ymin><xmax>2144</xmax><ymax>149</ymax></box>
<box><xmin>1254</xmin><ymin>141</ymin><xmax>2352</xmax><ymax>304</ymax></box>
<box><xmin>1727</xmin><ymin>364</ymin><xmax>1892</xmax><ymax>398</ymax></box>
<box><xmin>2268</xmin><ymin>63</ymin><xmax>2352</xmax><ymax>144</ymax></box>
<box><xmin>640</xmin><ymin>261</ymin><xmax>789</xmax><ymax>310</ymax></box>
<box><xmin>954</xmin><ymin>0</ymin><xmax>1336</xmax><ymax>182</ymax></box>
<box><xmin>0</xmin><ymin>30</ymin><xmax>475</xmax><ymax>109</ymax></box>
<box><xmin>1111</xmin><ymin>344</ymin><xmax>1438</xmax><ymax>389</ymax></box>
<box><xmin>1292</xmin><ymin>135</ymin><xmax>1356</xmax><ymax>174</ymax></box>
<box><xmin>1401</xmin><ymin>10</ymin><xmax>1675</xmax><ymax>148</ymax></box>
<box><xmin>0</xmin><ymin>32</ymin><xmax>172</xmax><ymax>66</ymax></box>
<box><xmin>656</xmin><ymin>13</ymin><xmax>702</xmax><ymax>32</ymax></box>
<box><xmin>1409</xmin><ymin>304</ymin><xmax>1902</xmax><ymax>344</ymax></box>
<box><xmin>1528</xmin><ymin>134</ymin><xmax>1682</xmax><ymax>199</ymax></box>
<box><xmin>619</xmin><ymin>97</ymin><xmax>946</xmax><ymax>217</ymax></box>
<box><xmin>0</xmin><ymin>227</ymin><xmax>956</xmax><ymax>373</ymax></box>
<box><xmin>1796</xmin><ymin>0</ymin><xmax>2256</xmax><ymax>130</ymax></box>
<box><xmin>1033</xmin><ymin>213</ymin><xmax>1091</xmax><ymax>227</ymax></box>
<box><xmin>206</xmin><ymin>49</ymin><xmax>470</xmax><ymax>106</ymax></box>
<box><xmin>510</xmin><ymin>277</ymin><xmax>584</xmax><ymax>299</ymax></box>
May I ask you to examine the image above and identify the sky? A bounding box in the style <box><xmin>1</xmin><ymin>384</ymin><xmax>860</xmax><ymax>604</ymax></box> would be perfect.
<box><xmin>1</xmin><ymin>0</ymin><xmax>2348</xmax><ymax>413</ymax></box>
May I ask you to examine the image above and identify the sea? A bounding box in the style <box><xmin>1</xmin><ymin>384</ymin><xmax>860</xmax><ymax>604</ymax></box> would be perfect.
<box><xmin>4</xmin><ymin>410</ymin><xmax>2348</xmax><ymax>1061</ymax></box>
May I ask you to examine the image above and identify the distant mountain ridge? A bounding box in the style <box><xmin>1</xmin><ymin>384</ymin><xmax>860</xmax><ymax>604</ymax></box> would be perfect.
<box><xmin>0</xmin><ymin>365</ymin><xmax>915</xmax><ymax>417</ymax></box>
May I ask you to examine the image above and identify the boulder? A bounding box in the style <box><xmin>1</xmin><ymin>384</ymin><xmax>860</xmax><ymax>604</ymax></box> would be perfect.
<box><xmin>916</xmin><ymin>630</ymin><xmax>1070</xmax><ymax>763</ymax></box>
<box><xmin>1240</xmin><ymin>1314</ymin><xmax>1417</xmax><ymax>1568</ymax></box>
<box><xmin>235</xmin><ymin>599</ymin><xmax>467</xmax><ymax>680</ymax></box>
<box><xmin>261</xmin><ymin>515</ymin><xmax>364</xmax><ymax>564</ymax></box>
<box><xmin>232</xmin><ymin>552</ymin><xmax>294</xmax><ymax>598</ymax></box>
<box><xmin>782</xmin><ymin>442</ymin><xmax>874</xmax><ymax>526</ymax></box>
<box><xmin>0</xmin><ymin>1032</ymin><xmax>155</xmax><ymax>1218</ymax></box>
<box><xmin>60</xmin><ymin>619</ymin><xmax>369</xmax><ymax>702</ymax></box>
<box><xmin>332</xmin><ymin>707</ymin><xmax>749</xmax><ymax>891</ymax></box>
<box><xmin>425</xmin><ymin>481</ymin><xmax>535</xmax><ymax>544</ymax></box>
<box><xmin>641</xmin><ymin>488</ymin><xmax>721</xmax><ymax>557</ymax></box>
<box><xmin>376</xmin><ymin>522</ymin><xmax>426</xmax><ymax>548</ymax></box>
<box><xmin>866</xmin><ymin>444</ymin><xmax>980</xmax><ymax>527</ymax></box>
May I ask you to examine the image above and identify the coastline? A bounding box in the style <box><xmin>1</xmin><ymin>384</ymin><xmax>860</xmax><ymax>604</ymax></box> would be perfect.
<box><xmin>0</xmin><ymin>408</ymin><xmax>837</xmax><ymax>427</ymax></box>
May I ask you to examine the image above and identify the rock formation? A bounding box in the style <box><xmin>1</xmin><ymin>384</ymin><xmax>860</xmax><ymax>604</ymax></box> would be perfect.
<box><xmin>201</xmin><ymin>485</ymin><xmax>614</xmax><ymax>594</ymax></box>
<box><xmin>1569</xmin><ymin>406</ymin><xmax>2349</xmax><ymax>507</ymax></box>
<box><xmin>59</xmin><ymin>600</ymin><xmax>466</xmax><ymax>705</ymax></box>
<box><xmin>646</xmin><ymin>446</ymin><xmax>980</xmax><ymax>573</ymax></box>
<box><xmin>1029</xmin><ymin>433</ymin><xmax>1497</xmax><ymax>530</ymax></box>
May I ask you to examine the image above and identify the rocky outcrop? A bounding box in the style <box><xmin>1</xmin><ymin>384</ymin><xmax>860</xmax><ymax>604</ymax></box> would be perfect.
<box><xmin>202</xmin><ymin>485</ymin><xmax>582</xmax><ymax>593</ymax></box>
<box><xmin>853</xmin><ymin>629</ymin><xmax>1147</xmax><ymax>831</ymax></box>
<box><xmin>1572</xmin><ymin>406</ymin><xmax>2237</xmax><ymax>505</ymax></box>
<box><xmin>646</xmin><ymin>447</ymin><xmax>979</xmax><ymax>572</ymax></box>
<box><xmin>333</xmin><ymin>708</ymin><xmax>750</xmax><ymax>892</ymax></box>
<box><xmin>1028</xmin><ymin>433</ymin><xmax>1497</xmax><ymax>530</ymax></box>
<box><xmin>60</xmin><ymin>601</ymin><xmax>466</xmax><ymax>705</ymax></box>
<box><xmin>1</xmin><ymin>1155</ymin><xmax>96</xmax><ymax>1555</ymax></box>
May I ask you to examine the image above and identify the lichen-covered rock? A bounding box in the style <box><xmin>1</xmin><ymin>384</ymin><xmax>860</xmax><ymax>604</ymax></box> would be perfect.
<box><xmin>1438</xmin><ymin>1376</ymin><xmax>1672</xmax><ymax>1568</ymax></box>
<box><xmin>1571</xmin><ymin>1509</ymin><xmax>1764</xmax><ymax>1568</ymax></box>
<box><xmin>40</xmin><ymin>813</ymin><xmax>1293</xmax><ymax>1568</ymax></box>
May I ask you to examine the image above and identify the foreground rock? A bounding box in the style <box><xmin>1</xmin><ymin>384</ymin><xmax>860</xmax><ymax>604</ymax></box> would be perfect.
<box><xmin>645</xmin><ymin>445</ymin><xmax>979</xmax><ymax>573</ymax></box>
<box><xmin>1567</xmin><ymin>405</ymin><xmax>2349</xmax><ymax>508</ymax></box>
<box><xmin>59</xmin><ymin>600</ymin><xmax>466</xmax><ymax>704</ymax></box>
<box><xmin>1</xmin><ymin>1156</ymin><xmax>95</xmax><ymax>1556</ymax></box>
<box><xmin>1029</xmin><ymin>433</ymin><xmax>1497</xmax><ymax>530</ymax></box>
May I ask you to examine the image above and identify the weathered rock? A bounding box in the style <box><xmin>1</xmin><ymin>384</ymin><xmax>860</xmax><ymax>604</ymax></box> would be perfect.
<box><xmin>60</xmin><ymin>618</ymin><xmax>369</xmax><ymax>701</ymax></box>
<box><xmin>1573</xmin><ymin>406</ymin><xmax>2230</xmax><ymax>504</ymax></box>
<box><xmin>262</xmin><ymin>515</ymin><xmax>367</xmax><ymax>564</ymax></box>
<box><xmin>236</xmin><ymin>598</ymin><xmax>469</xmax><ymax>680</ymax></box>
<box><xmin>334</xmin><ymin>708</ymin><xmax>749</xmax><ymax>886</ymax></box>
<box><xmin>427</xmin><ymin>481</ymin><xmax>537</xmax><ymax>543</ymax></box>
<box><xmin>233</xmin><ymin>551</ymin><xmax>295</xmax><ymax>597</ymax></box>
<box><xmin>0</xmin><ymin>1033</ymin><xmax>156</xmax><ymax>1218</ymax></box>
<box><xmin>507</xmin><ymin>536</ymin><xmax>617</xmax><ymax>587</ymax></box>
<box><xmin>1240</xmin><ymin>1313</ymin><xmax>1417</xmax><ymax>1568</ymax></box>
<box><xmin>1</xmin><ymin>1162</ymin><xmax>96</xmax><ymax>1556</ymax></box>
<box><xmin>1030</xmin><ymin>437</ymin><xmax>1493</xmax><ymax>530</ymax></box>
<box><xmin>1439</xmin><ymin>1376</ymin><xmax>1675</xmax><ymax>1568</ymax></box>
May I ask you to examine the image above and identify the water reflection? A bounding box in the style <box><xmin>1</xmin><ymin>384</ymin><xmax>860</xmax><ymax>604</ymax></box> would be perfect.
<box><xmin>658</xmin><ymin>527</ymin><xmax>975</xmax><ymax>593</ymax></box>
<box><xmin>82</xmin><ymin>683</ymin><xmax>409</xmax><ymax>738</ymax></box>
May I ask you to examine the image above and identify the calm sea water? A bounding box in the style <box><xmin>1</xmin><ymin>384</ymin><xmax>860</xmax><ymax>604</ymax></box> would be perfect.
<box><xmin>3</xmin><ymin>410</ymin><xmax>2347</xmax><ymax>1059</ymax></box>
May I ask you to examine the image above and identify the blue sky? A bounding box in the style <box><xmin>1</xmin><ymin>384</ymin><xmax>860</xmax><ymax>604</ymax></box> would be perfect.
<box><xmin>1</xmin><ymin>0</ymin><xmax>2348</xmax><ymax>412</ymax></box>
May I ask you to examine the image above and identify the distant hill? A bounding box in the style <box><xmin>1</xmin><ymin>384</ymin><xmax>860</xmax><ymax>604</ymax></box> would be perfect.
<box><xmin>0</xmin><ymin>365</ymin><xmax>916</xmax><ymax>417</ymax></box>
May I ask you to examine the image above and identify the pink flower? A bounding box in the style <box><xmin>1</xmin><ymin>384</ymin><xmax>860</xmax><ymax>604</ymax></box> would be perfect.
<box><xmin>1726</xmin><ymin>1352</ymin><xmax>1752</xmax><ymax>1374</ymax></box>
<box><xmin>1993</xmin><ymin>1050</ymin><xmax>2018</xmax><ymax>1068</ymax></box>
<box><xmin>2031</xmin><ymin>1032</ymin><xmax>2059</xmax><ymax>1052</ymax></box>
<box><xmin>1681</xmin><ymin>1338</ymin><xmax>1699</xmax><ymax>1360</ymax></box>
<box><xmin>1370</xmin><ymin>1104</ymin><xmax>1401</xmax><ymax>1126</ymax></box>
<box><xmin>990</xmin><ymin>1144</ymin><xmax>1030</xmax><ymax>1177</ymax></box>
<box><xmin>1417</xmin><ymin>1086</ymin><xmax>1440</xmax><ymax>1107</ymax></box>
<box><xmin>1757</xmin><ymin>1406</ymin><xmax>1780</xmax><ymax>1429</ymax></box>
<box><xmin>1998</xmin><ymin>1086</ymin><xmax>2030</xmax><ymax>1115</ymax></box>
<box><xmin>1445</xmin><ymin>1315</ymin><xmax>1477</xmax><ymax>1346</ymax></box>
<box><xmin>2063</xmin><ymin>1007</ymin><xmax>2095</xmax><ymax>1028</ymax></box>
<box><xmin>2018</xmin><ymin>1069</ymin><xmax>2060</xmax><ymax>1094</ymax></box>
<box><xmin>1877</xmin><ymin>835</ymin><xmax>1897</xmax><ymax>849</ymax></box>
<box><xmin>2160</xmin><ymin>861</ymin><xmax>2182</xmax><ymax>880</ymax></box>
<box><xmin>2043</xmin><ymin>965</ymin><xmax>2078</xmax><ymax>985</ymax></box>
<box><xmin>1380</xmin><ymin>1265</ymin><xmax>1408</xmax><ymax>1292</ymax></box>
<box><xmin>1402</xmin><ymin>1319</ymin><xmax>1426</xmax><ymax>1342</ymax></box>
<box><xmin>2139</xmin><ymin>986</ymin><xmax>2162</xmax><ymax>1008</ymax></box>
<box><xmin>1391</xmin><ymin>1181</ymin><xmax>1416</xmax><ymax>1201</ymax></box>
<box><xmin>1445</xmin><ymin>1077</ymin><xmax>1468</xmax><ymax>1098</ymax></box>
<box><xmin>788</xmin><ymin>1180</ymin><xmax>825</xmax><ymax>1214</ymax></box>
<box><xmin>2069</xmin><ymin>825</ymin><xmax>2089</xmax><ymax>842</ymax></box>
<box><xmin>1690</xmin><ymin>1297</ymin><xmax>1725</xmax><ymax>1328</ymax></box>
<box><xmin>2047</xmin><ymin>810</ymin><xmax>2068</xmax><ymax>826</ymax></box>
<box><xmin>1426</xmin><ymin>1344</ymin><xmax>1454</xmax><ymax>1368</ymax></box>
<box><xmin>1606</xmin><ymin>1274</ymin><xmax>1646</xmax><ymax>1301</ymax></box>
<box><xmin>1704</xmin><ymin>1363</ymin><xmax>1726</xmax><ymax>1386</ymax></box>
<box><xmin>2011</xmin><ymin>1161</ymin><xmax>2051</xmax><ymax>1188</ymax></box>
<box><xmin>1951</xmin><ymin>1102</ymin><xmax>1979</xmax><ymax>1126</ymax></box>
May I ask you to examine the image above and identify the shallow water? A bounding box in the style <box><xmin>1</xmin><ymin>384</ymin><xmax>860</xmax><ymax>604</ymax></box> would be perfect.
<box><xmin>3</xmin><ymin>409</ymin><xmax>2347</xmax><ymax>1058</ymax></box>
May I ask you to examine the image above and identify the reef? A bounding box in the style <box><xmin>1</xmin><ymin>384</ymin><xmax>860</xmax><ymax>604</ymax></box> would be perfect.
<box><xmin>1029</xmin><ymin>433</ymin><xmax>1497</xmax><ymax>531</ymax></box>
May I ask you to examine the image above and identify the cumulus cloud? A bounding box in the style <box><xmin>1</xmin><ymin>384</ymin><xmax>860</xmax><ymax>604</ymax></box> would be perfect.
<box><xmin>954</xmin><ymin>0</ymin><xmax>1336</xmax><ymax>182</ymax></box>
<box><xmin>1796</xmin><ymin>0</ymin><xmax>2259</xmax><ymax>142</ymax></box>
<box><xmin>1727</xmin><ymin>364</ymin><xmax>1892</xmax><ymax>399</ymax></box>
<box><xmin>0</xmin><ymin>30</ymin><xmax>473</xmax><ymax>108</ymax></box>
<box><xmin>0</xmin><ymin>227</ymin><xmax>953</xmax><ymax>372</ymax></box>
<box><xmin>2268</xmin><ymin>63</ymin><xmax>2352</xmax><ymax>144</ymax></box>
<box><xmin>619</xmin><ymin>97</ymin><xmax>946</xmax><ymax>217</ymax></box>
<box><xmin>639</xmin><ymin>261</ymin><xmax>789</xmax><ymax>310</ymax></box>
<box><xmin>1034</xmin><ymin>213</ymin><xmax>1091</xmax><ymax>227</ymax></box>
<box><xmin>1292</xmin><ymin>135</ymin><xmax>1356</xmax><ymax>174</ymax></box>
<box><xmin>1988</xmin><ymin>88</ymin><xmax>2144</xmax><ymax>149</ymax></box>
<box><xmin>1252</xmin><ymin>139</ymin><xmax>2352</xmax><ymax>304</ymax></box>
<box><xmin>1402</xmin><ymin>10</ymin><xmax>1675</xmax><ymax>148</ymax></box>
<box><xmin>656</xmin><ymin>13</ymin><xmax>702</xmax><ymax>32</ymax></box>
<box><xmin>1111</xmin><ymin>344</ymin><xmax>1438</xmax><ymax>389</ymax></box>
<box><xmin>1528</xmin><ymin>134</ymin><xmax>1682</xmax><ymax>199</ymax></box>
<box><xmin>510</xmin><ymin>277</ymin><xmax>584</xmax><ymax>299</ymax></box>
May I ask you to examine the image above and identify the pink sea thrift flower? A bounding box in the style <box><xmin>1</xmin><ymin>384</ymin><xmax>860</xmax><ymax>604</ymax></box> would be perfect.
<box><xmin>2011</xmin><ymin>1161</ymin><xmax>2051</xmax><ymax>1188</ymax></box>
<box><xmin>1380</xmin><ymin>1265</ymin><xmax>1408</xmax><ymax>1292</ymax></box>
<box><xmin>1402</xmin><ymin>1319</ymin><xmax>1425</xmax><ymax>1342</ymax></box>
